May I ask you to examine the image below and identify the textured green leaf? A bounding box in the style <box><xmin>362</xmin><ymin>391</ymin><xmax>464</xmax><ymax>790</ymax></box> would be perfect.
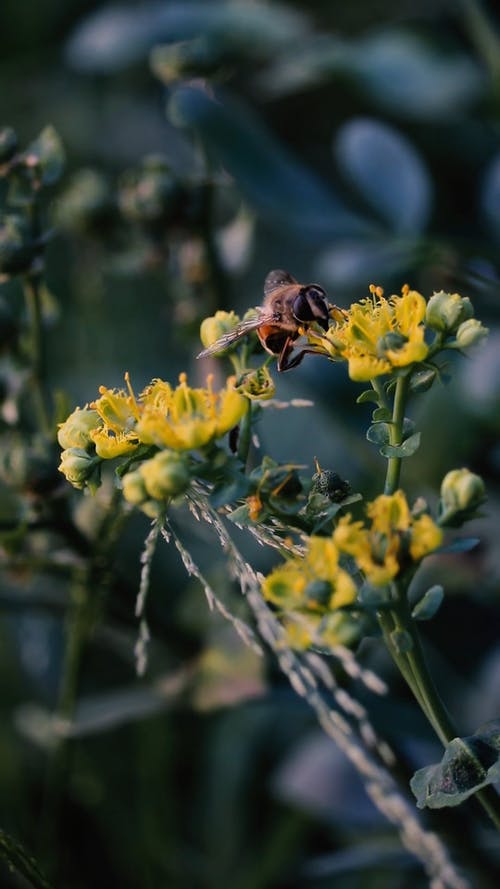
<box><xmin>379</xmin><ymin>431</ymin><xmax>421</xmax><ymax>458</ymax></box>
<box><xmin>356</xmin><ymin>390</ymin><xmax>381</xmax><ymax>405</ymax></box>
<box><xmin>411</xmin><ymin>720</ymin><xmax>500</xmax><ymax>809</ymax></box>
<box><xmin>372</xmin><ymin>406</ymin><xmax>392</xmax><ymax>422</ymax></box>
<box><xmin>409</xmin><ymin>368</ymin><xmax>437</xmax><ymax>394</ymax></box>
<box><xmin>366</xmin><ymin>422</ymin><xmax>391</xmax><ymax>445</ymax></box>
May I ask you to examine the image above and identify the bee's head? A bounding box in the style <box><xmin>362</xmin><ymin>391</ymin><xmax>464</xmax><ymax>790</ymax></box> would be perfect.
<box><xmin>292</xmin><ymin>285</ymin><xmax>329</xmax><ymax>330</ymax></box>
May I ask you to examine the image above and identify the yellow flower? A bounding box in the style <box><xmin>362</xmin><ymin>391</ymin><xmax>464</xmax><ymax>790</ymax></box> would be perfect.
<box><xmin>262</xmin><ymin>535</ymin><xmax>357</xmax><ymax>612</ymax></box>
<box><xmin>90</xmin><ymin>427</ymin><xmax>139</xmax><ymax>459</ymax></box>
<box><xmin>334</xmin><ymin>490</ymin><xmax>442</xmax><ymax>586</ymax></box>
<box><xmin>409</xmin><ymin>514</ymin><xmax>443</xmax><ymax>560</ymax></box>
<box><xmin>366</xmin><ymin>490</ymin><xmax>411</xmax><ymax>535</ymax></box>
<box><xmin>136</xmin><ymin>373</ymin><xmax>247</xmax><ymax>451</ymax></box>
<box><xmin>308</xmin><ymin>285</ymin><xmax>429</xmax><ymax>381</ymax></box>
<box><xmin>91</xmin><ymin>383</ymin><xmax>139</xmax><ymax>434</ymax></box>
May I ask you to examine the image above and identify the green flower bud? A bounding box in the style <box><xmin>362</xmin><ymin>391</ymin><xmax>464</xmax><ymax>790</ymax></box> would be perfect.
<box><xmin>199</xmin><ymin>311</ymin><xmax>240</xmax><ymax>351</ymax></box>
<box><xmin>0</xmin><ymin>127</ymin><xmax>19</xmax><ymax>164</ymax></box>
<box><xmin>0</xmin><ymin>214</ymin><xmax>40</xmax><ymax>276</ymax></box>
<box><xmin>118</xmin><ymin>157</ymin><xmax>180</xmax><ymax>224</ymax></box>
<box><xmin>58</xmin><ymin>448</ymin><xmax>101</xmax><ymax>490</ymax></box>
<box><xmin>439</xmin><ymin>468</ymin><xmax>486</xmax><ymax>526</ymax></box>
<box><xmin>140</xmin><ymin>450</ymin><xmax>190</xmax><ymax>500</ymax></box>
<box><xmin>235</xmin><ymin>365</ymin><xmax>275</xmax><ymax>401</ymax></box>
<box><xmin>122</xmin><ymin>468</ymin><xmax>148</xmax><ymax>506</ymax></box>
<box><xmin>425</xmin><ymin>291</ymin><xmax>474</xmax><ymax>334</ymax></box>
<box><xmin>55</xmin><ymin>169</ymin><xmax>113</xmax><ymax>235</ymax></box>
<box><xmin>140</xmin><ymin>500</ymin><xmax>164</xmax><ymax>519</ymax></box>
<box><xmin>454</xmin><ymin>318</ymin><xmax>489</xmax><ymax>349</ymax></box>
<box><xmin>57</xmin><ymin>408</ymin><xmax>100</xmax><ymax>450</ymax></box>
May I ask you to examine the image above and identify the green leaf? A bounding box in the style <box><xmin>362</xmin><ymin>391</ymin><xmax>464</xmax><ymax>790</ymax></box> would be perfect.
<box><xmin>167</xmin><ymin>84</ymin><xmax>373</xmax><ymax>241</ymax></box>
<box><xmin>411</xmin><ymin>720</ymin><xmax>500</xmax><ymax>810</ymax></box>
<box><xmin>411</xmin><ymin>585</ymin><xmax>444</xmax><ymax>621</ymax></box>
<box><xmin>335</xmin><ymin>117</ymin><xmax>432</xmax><ymax>234</ymax></box>
<box><xmin>366</xmin><ymin>422</ymin><xmax>391</xmax><ymax>445</ymax></box>
<box><xmin>379</xmin><ymin>431</ymin><xmax>421</xmax><ymax>458</ymax></box>
<box><xmin>356</xmin><ymin>389</ymin><xmax>381</xmax><ymax>405</ymax></box>
<box><xmin>24</xmin><ymin>126</ymin><xmax>65</xmax><ymax>185</ymax></box>
<box><xmin>409</xmin><ymin>368</ymin><xmax>437</xmax><ymax>394</ymax></box>
<box><xmin>434</xmin><ymin>537</ymin><xmax>479</xmax><ymax>555</ymax></box>
<box><xmin>372</xmin><ymin>406</ymin><xmax>392</xmax><ymax>422</ymax></box>
<box><xmin>66</xmin><ymin>1</ymin><xmax>309</xmax><ymax>73</ymax></box>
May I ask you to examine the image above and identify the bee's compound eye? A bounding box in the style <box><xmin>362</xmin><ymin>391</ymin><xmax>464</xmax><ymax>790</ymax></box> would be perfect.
<box><xmin>293</xmin><ymin>286</ymin><xmax>329</xmax><ymax>329</ymax></box>
<box><xmin>305</xmin><ymin>286</ymin><xmax>326</xmax><ymax>302</ymax></box>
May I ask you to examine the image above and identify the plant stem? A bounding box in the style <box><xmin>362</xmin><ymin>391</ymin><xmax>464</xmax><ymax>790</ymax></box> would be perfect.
<box><xmin>384</xmin><ymin>373</ymin><xmax>409</xmax><ymax>494</ymax></box>
<box><xmin>377</xmin><ymin>370</ymin><xmax>500</xmax><ymax>830</ymax></box>
<box><xmin>23</xmin><ymin>273</ymin><xmax>52</xmax><ymax>438</ymax></box>
<box><xmin>237</xmin><ymin>399</ymin><xmax>253</xmax><ymax>467</ymax></box>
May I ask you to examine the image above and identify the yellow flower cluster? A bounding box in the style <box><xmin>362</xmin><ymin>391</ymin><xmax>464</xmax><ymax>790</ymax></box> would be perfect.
<box><xmin>262</xmin><ymin>490</ymin><xmax>443</xmax><ymax>651</ymax></box>
<box><xmin>334</xmin><ymin>490</ymin><xmax>443</xmax><ymax>587</ymax></box>
<box><xmin>262</xmin><ymin>536</ymin><xmax>360</xmax><ymax>651</ymax></box>
<box><xmin>57</xmin><ymin>372</ymin><xmax>247</xmax><ymax>493</ymax></box>
<box><xmin>308</xmin><ymin>285</ymin><xmax>428</xmax><ymax>381</ymax></box>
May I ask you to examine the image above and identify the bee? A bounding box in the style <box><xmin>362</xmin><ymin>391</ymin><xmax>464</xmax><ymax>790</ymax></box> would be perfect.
<box><xmin>197</xmin><ymin>269</ymin><xmax>341</xmax><ymax>372</ymax></box>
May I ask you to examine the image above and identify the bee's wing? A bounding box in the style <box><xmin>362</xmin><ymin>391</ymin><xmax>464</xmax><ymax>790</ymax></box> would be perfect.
<box><xmin>197</xmin><ymin>310</ymin><xmax>272</xmax><ymax>359</ymax></box>
<box><xmin>264</xmin><ymin>269</ymin><xmax>297</xmax><ymax>296</ymax></box>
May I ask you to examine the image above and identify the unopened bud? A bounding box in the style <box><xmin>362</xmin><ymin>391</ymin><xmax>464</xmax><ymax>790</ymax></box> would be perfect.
<box><xmin>425</xmin><ymin>291</ymin><xmax>473</xmax><ymax>334</ymax></box>
<box><xmin>122</xmin><ymin>468</ymin><xmax>148</xmax><ymax>506</ymax></box>
<box><xmin>235</xmin><ymin>365</ymin><xmax>275</xmax><ymax>401</ymax></box>
<box><xmin>199</xmin><ymin>311</ymin><xmax>240</xmax><ymax>351</ymax></box>
<box><xmin>140</xmin><ymin>450</ymin><xmax>190</xmax><ymax>499</ymax></box>
<box><xmin>454</xmin><ymin>318</ymin><xmax>489</xmax><ymax>349</ymax></box>
<box><xmin>439</xmin><ymin>467</ymin><xmax>486</xmax><ymax>526</ymax></box>
<box><xmin>57</xmin><ymin>408</ymin><xmax>100</xmax><ymax>450</ymax></box>
<box><xmin>58</xmin><ymin>448</ymin><xmax>101</xmax><ymax>490</ymax></box>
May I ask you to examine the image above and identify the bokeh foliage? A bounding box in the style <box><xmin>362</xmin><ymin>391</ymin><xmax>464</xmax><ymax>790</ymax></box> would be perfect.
<box><xmin>1</xmin><ymin>1</ymin><xmax>500</xmax><ymax>887</ymax></box>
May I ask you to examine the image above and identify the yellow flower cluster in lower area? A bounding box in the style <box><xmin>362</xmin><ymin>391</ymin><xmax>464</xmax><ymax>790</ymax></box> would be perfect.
<box><xmin>262</xmin><ymin>536</ymin><xmax>361</xmax><ymax>651</ymax></box>
<box><xmin>334</xmin><ymin>490</ymin><xmax>443</xmax><ymax>586</ymax></box>
<box><xmin>57</xmin><ymin>372</ymin><xmax>248</xmax><ymax>496</ymax></box>
<box><xmin>262</xmin><ymin>490</ymin><xmax>443</xmax><ymax>651</ymax></box>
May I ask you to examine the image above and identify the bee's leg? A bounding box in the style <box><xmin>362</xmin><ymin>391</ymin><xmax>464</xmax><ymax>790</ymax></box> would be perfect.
<box><xmin>278</xmin><ymin>345</ymin><xmax>324</xmax><ymax>371</ymax></box>
<box><xmin>276</xmin><ymin>337</ymin><xmax>296</xmax><ymax>372</ymax></box>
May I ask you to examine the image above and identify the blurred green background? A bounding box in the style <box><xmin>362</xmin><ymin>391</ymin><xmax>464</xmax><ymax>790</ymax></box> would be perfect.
<box><xmin>1</xmin><ymin>1</ymin><xmax>500</xmax><ymax>887</ymax></box>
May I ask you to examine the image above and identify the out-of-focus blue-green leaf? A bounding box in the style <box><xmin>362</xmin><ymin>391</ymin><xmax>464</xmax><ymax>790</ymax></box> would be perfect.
<box><xmin>65</xmin><ymin>0</ymin><xmax>309</xmax><ymax>73</ymax></box>
<box><xmin>167</xmin><ymin>84</ymin><xmax>375</xmax><ymax>241</ymax></box>
<box><xmin>411</xmin><ymin>720</ymin><xmax>500</xmax><ymax>809</ymax></box>
<box><xmin>258</xmin><ymin>30</ymin><xmax>484</xmax><ymax>119</ymax></box>
<box><xmin>480</xmin><ymin>153</ymin><xmax>500</xmax><ymax>243</ymax></box>
<box><xmin>351</xmin><ymin>31</ymin><xmax>485</xmax><ymax>119</ymax></box>
<box><xmin>335</xmin><ymin>119</ymin><xmax>432</xmax><ymax>234</ymax></box>
<box><xmin>315</xmin><ymin>238</ymin><xmax>420</xmax><ymax>290</ymax></box>
<box><xmin>411</xmin><ymin>585</ymin><xmax>444</xmax><ymax>621</ymax></box>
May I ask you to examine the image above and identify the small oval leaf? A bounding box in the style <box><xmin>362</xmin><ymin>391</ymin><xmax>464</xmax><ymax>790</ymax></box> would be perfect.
<box><xmin>335</xmin><ymin>118</ymin><xmax>432</xmax><ymax>233</ymax></box>
<box><xmin>411</xmin><ymin>585</ymin><xmax>444</xmax><ymax>621</ymax></box>
<box><xmin>379</xmin><ymin>431</ymin><xmax>421</xmax><ymax>458</ymax></box>
<box><xmin>366</xmin><ymin>422</ymin><xmax>391</xmax><ymax>445</ymax></box>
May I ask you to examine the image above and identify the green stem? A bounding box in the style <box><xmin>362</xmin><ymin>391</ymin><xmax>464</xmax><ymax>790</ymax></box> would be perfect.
<box><xmin>377</xmin><ymin>371</ymin><xmax>500</xmax><ymax>830</ymax></box>
<box><xmin>23</xmin><ymin>273</ymin><xmax>52</xmax><ymax>438</ymax></box>
<box><xmin>384</xmin><ymin>373</ymin><xmax>409</xmax><ymax>495</ymax></box>
<box><xmin>237</xmin><ymin>399</ymin><xmax>253</xmax><ymax>467</ymax></box>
